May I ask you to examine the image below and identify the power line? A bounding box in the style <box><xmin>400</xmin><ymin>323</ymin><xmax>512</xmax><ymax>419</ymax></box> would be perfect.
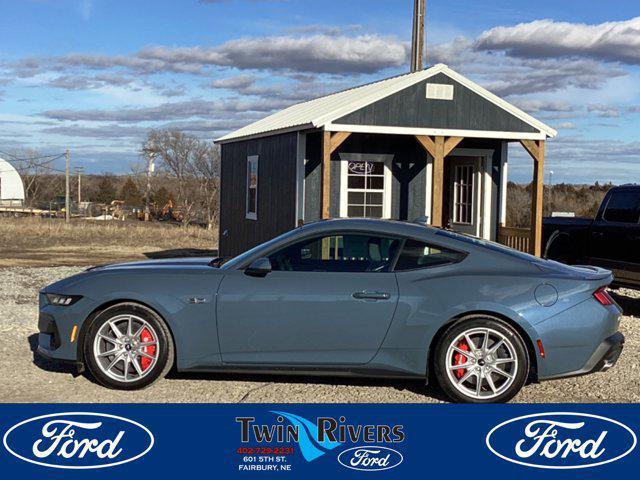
<box><xmin>0</xmin><ymin>164</ymin><xmax>69</xmax><ymax>175</ymax></box>
<box><xmin>0</xmin><ymin>150</ymin><xmax>66</xmax><ymax>162</ymax></box>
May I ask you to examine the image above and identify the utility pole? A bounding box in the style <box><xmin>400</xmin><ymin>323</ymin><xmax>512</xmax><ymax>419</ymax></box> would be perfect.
<box><xmin>65</xmin><ymin>149</ymin><xmax>70</xmax><ymax>223</ymax></box>
<box><xmin>410</xmin><ymin>0</ymin><xmax>426</xmax><ymax>72</ymax></box>
<box><xmin>75</xmin><ymin>167</ymin><xmax>84</xmax><ymax>204</ymax></box>
<box><xmin>145</xmin><ymin>153</ymin><xmax>155</xmax><ymax>222</ymax></box>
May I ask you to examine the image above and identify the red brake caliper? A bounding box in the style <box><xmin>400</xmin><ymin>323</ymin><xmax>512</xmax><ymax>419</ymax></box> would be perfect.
<box><xmin>453</xmin><ymin>341</ymin><xmax>469</xmax><ymax>379</ymax></box>
<box><xmin>139</xmin><ymin>328</ymin><xmax>156</xmax><ymax>371</ymax></box>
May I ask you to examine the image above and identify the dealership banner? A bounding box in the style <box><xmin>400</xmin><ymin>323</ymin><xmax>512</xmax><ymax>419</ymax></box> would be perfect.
<box><xmin>0</xmin><ymin>404</ymin><xmax>637</xmax><ymax>478</ymax></box>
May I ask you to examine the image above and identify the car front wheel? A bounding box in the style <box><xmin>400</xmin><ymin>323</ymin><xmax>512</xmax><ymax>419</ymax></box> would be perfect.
<box><xmin>84</xmin><ymin>303</ymin><xmax>174</xmax><ymax>390</ymax></box>
<box><xmin>433</xmin><ymin>317</ymin><xmax>529</xmax><ymax>403</ymax></box>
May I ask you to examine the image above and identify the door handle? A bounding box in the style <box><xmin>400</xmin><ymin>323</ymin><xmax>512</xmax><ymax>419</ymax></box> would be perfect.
<box><xmin>352</xmin><ymin>291</ymin><xmax>391</xmax><ymax>301</ymax></box>
<box><xmin>591</xmin><ymin>231</ymin><xmax>604</xmax><ymax>238</ymax></box>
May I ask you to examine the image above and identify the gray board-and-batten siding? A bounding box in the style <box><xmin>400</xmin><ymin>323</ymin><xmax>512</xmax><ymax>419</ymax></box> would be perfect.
<box><xmin>219</xmin><ymin>131</ymin><xmax>298</xmax><ymax>257</ymax></box>
<box><xmin>335</xmin><ymin>73</ymin><xmax>538</xmax><ymax>134</ymax></box>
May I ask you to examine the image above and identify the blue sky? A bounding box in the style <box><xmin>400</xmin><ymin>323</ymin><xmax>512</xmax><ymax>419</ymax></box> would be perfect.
<box><xmin>1</xmin><ymin>0</ymin><xmax>639</xmax><ymax>183</ymax></box>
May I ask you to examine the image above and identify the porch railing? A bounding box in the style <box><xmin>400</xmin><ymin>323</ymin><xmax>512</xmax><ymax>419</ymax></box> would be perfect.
<box><xmin>498</xmin><ymin>226</ymin><xmax>531</xmax><ymax>253</ymax></box>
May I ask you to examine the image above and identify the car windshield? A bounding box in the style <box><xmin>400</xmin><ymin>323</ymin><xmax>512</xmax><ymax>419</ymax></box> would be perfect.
<box><xmin>221</xmin><ymin>228</ymin><xmax>302</xmax><ymax>270</ymax></box>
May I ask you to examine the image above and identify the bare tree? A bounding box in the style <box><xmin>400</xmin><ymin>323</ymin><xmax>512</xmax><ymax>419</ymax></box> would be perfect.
<box><xmin>192</xmin><ymin>143</ymin><xmax>220</xmax><ymax>230</ymax></box>
<box><xmin>142</xmin><ymin>130</ymin><xmax>211</xmax><ymax>226</ymax></box>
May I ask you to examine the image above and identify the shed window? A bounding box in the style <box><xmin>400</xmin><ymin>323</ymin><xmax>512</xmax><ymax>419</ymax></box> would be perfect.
<box><xmin>246</xmin><ymin>155</ymin><xmax>258</xmax><ymax>220</ymax></box>
<box><xmin>346</xmin><ymin>161</ymin><xmax>385</xmax><ymax>218</ymax></box>
<box><xmin>452</xmin><ymin>164</ymin><xmax>474</xmax><ymax>225</ymax></box>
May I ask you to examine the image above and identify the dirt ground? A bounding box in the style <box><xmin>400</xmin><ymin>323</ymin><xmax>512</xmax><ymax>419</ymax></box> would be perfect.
<box><xmin>0</xmin><ymin>217</ymin><xmax>217</xmax><ymax>267</ymax></box>
<box><xmin>1</xmin><ymin>266</ymin><xmax>638</xmax><ymax>404</ymax></box>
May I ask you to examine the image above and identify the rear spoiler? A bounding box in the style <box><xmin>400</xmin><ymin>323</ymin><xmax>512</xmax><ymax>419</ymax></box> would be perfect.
<box><xmin>572</xmin><ymin>265</ymin><xmax>613</xmax><ymax>281</ymax></box>
<box><xmin>535</xmin><ymin>262</ymin><xmax>613</xmax><ymax>285</ymax></box>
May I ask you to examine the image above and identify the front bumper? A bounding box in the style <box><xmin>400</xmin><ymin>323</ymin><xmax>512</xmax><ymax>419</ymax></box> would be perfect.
<box><xmin>36</xmin><ymin>295</ymin><xmax>93</xmax><ymax>364</ymax></box>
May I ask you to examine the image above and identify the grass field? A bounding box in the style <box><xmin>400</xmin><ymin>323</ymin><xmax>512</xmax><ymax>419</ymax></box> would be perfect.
<box><xmin>0</xmin><ymin>217</ymin><xmax>218</xmax><ymax>267</ymax></box>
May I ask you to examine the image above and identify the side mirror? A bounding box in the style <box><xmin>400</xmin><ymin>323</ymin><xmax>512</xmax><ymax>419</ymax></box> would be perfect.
<box><xmin>245</xmin><ymin>257</ymin><xmax>272</xmax><ymax>277</ymax></box>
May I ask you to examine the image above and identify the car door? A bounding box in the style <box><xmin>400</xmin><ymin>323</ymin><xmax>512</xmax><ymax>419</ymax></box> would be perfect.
<box><xmin>216</xmin><ymin>232</ymin><xmax>401</xmax><ymax>365</ymax></box>
<box><xmin>589</xmin><ymin>189</ymin><xmax>640</xmax><ymax>284</ymax></box>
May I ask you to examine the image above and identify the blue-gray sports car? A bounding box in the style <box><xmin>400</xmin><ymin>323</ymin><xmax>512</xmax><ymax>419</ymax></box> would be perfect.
<box><xmin>38</xmin><ymin>219</ymin><xmax>624</xmax><ymax>403</ymax></box>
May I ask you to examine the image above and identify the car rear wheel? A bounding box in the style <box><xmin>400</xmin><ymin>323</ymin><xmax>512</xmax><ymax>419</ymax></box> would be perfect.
<box><xmin>84</xmin><ymin>303</ymin><xmax>174</xmax><ymax>390</ymax></box>
<box><xmin>433</xmin><ymin>317</ymin><xmax>529</xmax><ymax>403</ymax></box>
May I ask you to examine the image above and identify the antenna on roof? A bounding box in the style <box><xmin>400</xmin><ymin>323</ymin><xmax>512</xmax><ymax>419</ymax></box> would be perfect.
<box><xmin>410</xmin><ymin>0</ymin><xmax>426</xmax><ymax>72</ymax></box>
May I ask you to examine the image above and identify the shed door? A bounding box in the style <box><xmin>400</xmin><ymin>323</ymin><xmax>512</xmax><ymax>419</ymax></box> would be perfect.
<box><xmin>445</xmin><ymin>156</ymin><xmax>482</xmax><ymax>237</ymax></box>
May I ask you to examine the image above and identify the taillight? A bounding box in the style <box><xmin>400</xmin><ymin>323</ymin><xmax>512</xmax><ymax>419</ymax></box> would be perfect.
<box><xmin>593</xmin><ymin>287</ymin><xmax>614</xmax><ymax>306</ymax></box>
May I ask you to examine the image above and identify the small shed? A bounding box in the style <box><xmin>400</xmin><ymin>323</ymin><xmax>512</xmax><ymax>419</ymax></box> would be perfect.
<box><xmin>0</xmin><ymin>157</ymin><xmax>25</xmax><ymax>206</ymax></box>
<box><xmin>216</xmin><ymin>64</ymin><xmax>556</xmax><ymax>258</ymax></box>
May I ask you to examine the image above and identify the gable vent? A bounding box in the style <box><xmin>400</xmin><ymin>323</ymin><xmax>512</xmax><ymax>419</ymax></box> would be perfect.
<box><xmin>426</xmin><ymin>83</ymin><xmax>454</xmax><ymax>100</ymax></box>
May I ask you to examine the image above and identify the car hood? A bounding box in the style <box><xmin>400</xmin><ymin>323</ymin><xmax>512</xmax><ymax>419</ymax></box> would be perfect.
<box><xmin>88</xmin><ymin>257</ymin><xmax>218</xmax><ymax>271</ymax></box>
<box><xmin>41</xmin><ymin>257</ymin><xmax>220</xmax><ymax>293</ymax></box>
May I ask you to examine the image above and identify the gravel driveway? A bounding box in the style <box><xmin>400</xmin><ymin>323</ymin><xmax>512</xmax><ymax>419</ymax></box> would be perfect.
<box><xmin>1</xmin><ymin>266</ymin><xmax>638</xmax><ymax>403</ymax></box>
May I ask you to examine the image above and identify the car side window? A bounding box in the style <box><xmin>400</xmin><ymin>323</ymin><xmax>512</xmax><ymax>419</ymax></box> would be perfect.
<box><xmin>394</xmin><ymin>239</ymin><xmax>465</xmax><ymax>271</ymax></box>
<box><xmin>269</xmin><ymin>234</ymin><xmax>401</xmax><ymax>273</ymax></box>
<box><xmin>603</xmin><ymin>191</ymin><xmax>640</xmax><ymax>223</ymax></box>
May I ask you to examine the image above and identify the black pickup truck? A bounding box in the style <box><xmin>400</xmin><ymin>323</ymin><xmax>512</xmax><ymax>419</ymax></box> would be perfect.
<box><xmin>543</xmin><ymin>185</ymin><xmax>640</xmax><ymax>288</ymax></box>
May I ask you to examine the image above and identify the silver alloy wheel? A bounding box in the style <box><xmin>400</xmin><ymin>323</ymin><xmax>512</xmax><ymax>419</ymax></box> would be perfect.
<box><xmin>92</xmin><ymin>314</ymin><xmax>160</xmax><ymax>383</ymax></box>
<box><xmin>445</xmin><ymin>327</ymin><xmax>518</xmax><ymax>400</ymax></box>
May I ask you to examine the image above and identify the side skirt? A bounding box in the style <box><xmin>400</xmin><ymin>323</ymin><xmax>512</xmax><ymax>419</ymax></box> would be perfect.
<box><xmin>179</xmin><ymin>364</ymin><xmax>425</xmax><ymax>381</ymax></box>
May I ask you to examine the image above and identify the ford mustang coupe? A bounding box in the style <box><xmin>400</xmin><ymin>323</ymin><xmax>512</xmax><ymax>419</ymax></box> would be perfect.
<box><xmin>38</xmin><ymin>219</ymin><xmax>624</xmax><ymax>403</ymax></box>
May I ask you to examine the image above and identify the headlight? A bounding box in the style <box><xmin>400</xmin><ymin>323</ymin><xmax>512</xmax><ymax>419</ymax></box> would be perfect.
<box><xmin>45</xmin><ymin>294</ymin><xmax>82</xmax><ymax>306</ymax></box>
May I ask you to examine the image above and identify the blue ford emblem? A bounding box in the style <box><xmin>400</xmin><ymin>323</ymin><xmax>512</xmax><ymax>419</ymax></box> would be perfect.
<box><xmin>337</xmin><ymin>446</ymin><xmax>403</xmax><ymax>471</ymax></box>
<box><xmin>2</xmin><ymin>412</ymin><xmax>154</xmax><ymax>469</ymax></box>
<box><xmin>486</xmin><ymin>412</ymin><xmax>637</xmax><ymax>469</ymax></box>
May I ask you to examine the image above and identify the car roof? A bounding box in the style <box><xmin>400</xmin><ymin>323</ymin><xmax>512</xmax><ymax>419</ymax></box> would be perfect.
<box><xmin>297</xmin><ymin>218</ymin><xmax>439</xmax><ymax>239</ymax></box>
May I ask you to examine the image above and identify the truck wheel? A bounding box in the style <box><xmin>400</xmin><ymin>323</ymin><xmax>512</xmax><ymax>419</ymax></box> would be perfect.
<box><xmin>545</xmin><ymin>231</ymin><xmax>573</xmax><ymax>264</ymax></box>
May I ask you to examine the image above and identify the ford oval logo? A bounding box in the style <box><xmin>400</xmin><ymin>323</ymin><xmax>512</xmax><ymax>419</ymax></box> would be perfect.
<box><xmin>2</xmin><ymin>412</ymin><xmax>154</xmax><ymax>469</ymax></box>
<box><xmin>486</xmin><ymin>412</ymin><xmax>637</xmax><ymax>469</ymax></box>
<box><xmin>337</xmin><ymin>446</ymin><xmax>403</xmax><ymax>471</ymax></box>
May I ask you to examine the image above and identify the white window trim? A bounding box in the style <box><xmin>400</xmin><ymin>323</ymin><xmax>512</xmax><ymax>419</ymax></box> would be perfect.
<box><xmin>499</xmin><ymin>142</ymin><xmax>508</xmax><ymax>227</ymax></box>
<box><xmin>339</xmin><ymin>157</ymin><xmax>392</xmax><ymax>219</ymax></box>
<box><xmin>246</xmin><ymin>155</ymin><xmax>258</xmax><ymax>220</ymax></box>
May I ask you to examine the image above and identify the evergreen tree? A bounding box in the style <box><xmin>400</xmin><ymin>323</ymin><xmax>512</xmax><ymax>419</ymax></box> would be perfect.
<box><xmin>152</xmin><ymin>186</ymin><xmax>173</xmax><ymax>207</ymax></box>
<box><xmin>93</xmin><ymin>175</ymin><xmax>117</xmax><ymax>204</ymax></box>
<box><xmin>120</xmin><ymin>178</ymin><xmax>142</xmax><ymax>207</ymax></box>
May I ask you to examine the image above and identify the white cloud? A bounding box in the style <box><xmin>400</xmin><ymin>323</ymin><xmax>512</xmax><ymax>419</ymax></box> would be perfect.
<box><xmin>475</xmin><ymin>17</ymin><xmax>640</xmax><ymax>65</ymax></box>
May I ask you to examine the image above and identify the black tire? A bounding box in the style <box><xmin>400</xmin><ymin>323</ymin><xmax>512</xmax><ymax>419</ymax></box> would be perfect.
<box><xmin>433</xmin><ymin>316</ymin><xmax>529</xmax><ymax>403</ymax></box>
<box><xmin>83</xmin><ymin>303</ymin><xmax>174</xmax><ymax>390</ymax></box>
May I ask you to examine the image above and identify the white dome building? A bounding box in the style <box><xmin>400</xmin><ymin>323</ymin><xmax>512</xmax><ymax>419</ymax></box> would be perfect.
<box><xmin>0</xmin><ymin>157</ymin><xmax>26</xmax><ymax>206</ymax></box>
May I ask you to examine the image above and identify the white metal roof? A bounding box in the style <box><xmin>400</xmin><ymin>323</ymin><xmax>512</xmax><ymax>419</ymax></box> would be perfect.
<box><xmin>0</xmin><ymin>157</ymin><xmax>26</xmax><ymax>202</ymax></box>
<box><xmin>216</xmin><ymin>64</ymin><xmax>557</xmax><ymax>143</ymax></box>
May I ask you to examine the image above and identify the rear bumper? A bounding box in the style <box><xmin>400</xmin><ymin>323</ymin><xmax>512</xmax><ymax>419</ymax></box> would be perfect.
<box><xmin>534</xmin><ymin>293</ymin><xmax>622</xmax><ymax>380</ymax></box>
<box><xmin>542</xmin><ymin>332</ymin><xmax>624</xmax><ymax>380</ymax></box>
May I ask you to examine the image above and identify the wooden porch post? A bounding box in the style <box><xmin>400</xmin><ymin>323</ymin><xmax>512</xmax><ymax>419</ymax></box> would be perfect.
<box><xmin>415</xmin><ymin>135</ymin><xmax>463</xmax><ymax>227</ymax></box>
<box><xmin>432</xmin><ymin>136</ymin><xmax>445</xmax><ymax>227</ymax></box>
<box><xmin>520</xmin><ymin>139</ymin><xmax>545</xmax><ymax>256</ymax></box>
<box><xmin>321</xmin><ymin>130</ymin><xmax>352</xmax><ymax>219</ymax></box>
